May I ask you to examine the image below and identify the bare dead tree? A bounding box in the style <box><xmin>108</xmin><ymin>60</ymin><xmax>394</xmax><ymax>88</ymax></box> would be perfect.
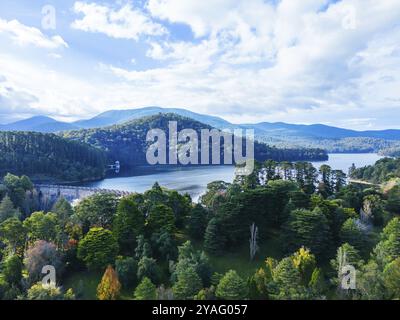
<box><xmin>249</xmin><ymin>222</ymin><xmax>259</xmax><ymax>261</ymax></box>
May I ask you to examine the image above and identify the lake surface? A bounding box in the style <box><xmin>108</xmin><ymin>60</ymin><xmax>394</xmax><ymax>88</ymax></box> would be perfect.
<box><xmin>81</xmin><ymin>153</ymin><xmax>383</xmax><ymax>202</ymax></box>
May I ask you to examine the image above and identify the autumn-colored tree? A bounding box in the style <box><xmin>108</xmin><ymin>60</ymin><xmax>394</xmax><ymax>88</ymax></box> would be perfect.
<box><xmin>292</xmin><ymin>247</ymin><xmax>317</xmax><ymax>285</ymax></box>
<box><xmin>97</xmin><ymin>265</ymin><xmax>122</xmax><ymax>300</ymax></box>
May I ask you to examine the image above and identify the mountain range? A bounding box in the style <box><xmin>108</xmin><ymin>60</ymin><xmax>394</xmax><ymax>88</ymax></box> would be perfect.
<box><xmin>2</xmin><ymin>107</ymin><xmax>400</xmax><ymax>138</ymax></box>
<box><xmin>0</xmin><ymin>115</ymin><xmax>79</xmax><ymax>132</ymax></box>
<box><xmin>62</xmin><ymin>113</ymin><xmax>328</xmax><ymax>167</ymax></box>
<box><xmin>2</xmin><ymin>107</ymin><xmax>400</xmax><ymax>154</ymax></box>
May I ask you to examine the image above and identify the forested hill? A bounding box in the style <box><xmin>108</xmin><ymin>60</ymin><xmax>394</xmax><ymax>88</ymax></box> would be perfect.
<box><xmin>62</xmin><ymin>113</ymin><xmax>328</xmax><ymax>169</ymax></box>
<box><xmin>350</xmin><ymin>157</ymin><xmax>400</xmax><ymax>184</ymax></box>
<box><xmin>4</xmin><ymin>108</ymin><xmax>400</xmax><ymax>155</ymax></box>
<box><xmin>0</xmin><ymin>132</ymin><xmax>106</xmax><ymax>183</ymax></box>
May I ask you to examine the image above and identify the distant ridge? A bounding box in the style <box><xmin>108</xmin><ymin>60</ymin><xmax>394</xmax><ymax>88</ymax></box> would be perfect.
<box><xmin>62</xmin><ymin>112</ymin><xmax>328</xmax><ymax>167</ymax></box>
<box><xmin>2</xmin><ymin>107</ymin><xmax>400</xmax><ymax>154</ymax></box>
<box><xmin>2</xmin><ymin>107</ymin><xmax>400</xmax><ymax>140</ymax></box>
<box><xmin>73</xmin><ymin>106</ymin><xmax>233</xmax><ymax>129</ymax></box>
<box><xmin>0</xmin><ymin>115</ymin><xmax>79</xmax><ymax>133</ymax></box>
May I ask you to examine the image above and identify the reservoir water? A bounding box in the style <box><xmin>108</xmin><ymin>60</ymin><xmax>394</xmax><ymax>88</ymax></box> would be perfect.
<box><xmin>81</xmin><ymin>153</ymin><xmax>384</xmax><ymax>201</ymax></box>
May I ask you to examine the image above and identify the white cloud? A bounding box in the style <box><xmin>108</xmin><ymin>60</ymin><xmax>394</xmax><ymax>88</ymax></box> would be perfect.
<box><xmin>121</xmin><ymin>0</ymin><xmax>400</xmax><ymax>128</ymax></box>
<box><xmin>72</xmin><ymin>1</ymin><xmax>167</xmax><ymax>40</ymax></box>
<box><xmin>48</xmin><ymin>53</ymin><xmax>63</xmax><ymax>59</ymax></box>
<box><xmin>0</xmin><ymin>18</ymin><xmax>68</xmax><ymax>49</ymax></box>
<box><xmin>1</xmin><ymin>0</ymin><xmax>400</xmax><ymax>129</ymax></box>
<box><xmin>0</xmin><ymin>75</ymin><xmax>40</xmax><ymax>122</ymax></box>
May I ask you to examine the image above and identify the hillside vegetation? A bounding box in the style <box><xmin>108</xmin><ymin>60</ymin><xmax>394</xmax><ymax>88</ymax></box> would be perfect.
<box><xmin>4</xmin><ymin>107</ymin><xmax>400</xmax><ymax>155</ymax></box>
<box><xmin>350</xmin><ymin>157</ymin><xmax>400</xmax><ymax>184</ymax></box>
<box><xmin>62</xmin><ymin>113</ymin><xmax>328</xmax><ymax>169</ymax></box>
<box><xmin>0</xmin><ymin>132</ymin><xmax>106</xmax><ymax>183</ymax></box>
<box><xmin>1</xmin><ymin>157</ymin><xmax>400</xmax><ymax>300</ymax></box>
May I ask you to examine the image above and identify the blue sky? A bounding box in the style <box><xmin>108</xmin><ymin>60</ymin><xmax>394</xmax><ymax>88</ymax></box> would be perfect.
<box><xmin>0</xmin><ymin>0</ymin><xmax>399</xmax><ymax>129</ymax></box>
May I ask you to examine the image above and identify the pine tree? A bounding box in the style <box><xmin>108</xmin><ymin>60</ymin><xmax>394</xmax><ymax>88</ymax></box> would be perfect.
<box><xmin>0</xmin><ymin>195</ymin><xmax>20</xmax><ymax>223</ymax></box>
<box><xmin>113</xmin><ymin>197</ymin><xmax>145</xmax><ymax>254</ymax></box>
<box><xmin>2</xmin><ymin>254</ymin><xmax>23</xmax><ymax>286</ymax></box>
<box><xmin>383</xmin><ymin>257</ymin><xmax>400</xmax><ymax>299</ymax></box>
<box><xmin>97</xmin><ymin>265</ymin><xmax>121</xmax><ymax>300</ymax></box>
<box><xmin>273</xmin><ymin>257</ymin><xmax>302</xmax><ymax>294</ymax></box>
<box><xmin>77</xmin><ymin>227</ymin><xmax>119</xmax><ymax>270</ymax></box>
<box><xmin>147</xmin><ymin>204</ymin><xmax>176</xmax><ymax>235</ymax></box>
<box><xmin>204</xmin><ymin>218</ymin><xmax>225</xmax><ymax>254</ymax></box>
<box><xmin>134</xmin><ymin>277</ymin><xmax>156</xmax><ymax>300</ymax></box>
<box><xmin>373</xmin><ymin>217</ymin><xmax>400</xmax><ymax>266</ymax></box>
<box><xmin>172</xmin><ymin>266</ymin><xmax>203</xmax><ymax>300</ymax></box>
<box><xmin>51</xmin><ymin>197</ymin><xmax>73</xmax><ymax>226</ymax></box>
<box><xmin>339</xmin><ymin>218</ymin><xmax>369</xmax><ymax>254</ymax></box>
<box><xmin>309</xmin><ymin>268</ymin><xmax>326</xmax><ymax>296</ymax></box>
<box><xmin>215</xmin><ymin>270</ymin><xmax>248</xmax><ymax>300</ymax></box>
<box><xmin>283</xmin><ymin>207</ymin><xmax>330</xmax><ymax>258</ymax></box>
<box><xmin>188</xmin><ymin>204</ymin><xmax>208</xmax><ymax>240</ymax></box>
<box><xmin>137</xmin><ymin>256</ymin><xmax>159</xmax><ymax>283</ymax></box>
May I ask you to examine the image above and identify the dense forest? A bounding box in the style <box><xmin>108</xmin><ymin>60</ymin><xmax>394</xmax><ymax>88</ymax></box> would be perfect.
<box><xmin>0</xmin><ymin>132</ymin><xmax>106</xmax><ymax>183</ymax></box>
<box><xmin>350</xmin><ymin>157</ymin><xmax>400</xmax><ymax>184</ymax></box>
<box><xmin>0</xmin><ymin>157</ymin><xmax>399</xmax><ymax>300</ymax></box>
<box><xmin>258</xmin><ymin>136</ymin><xmax>400</xmax><ymax>155</ymax></box>
<box><xmin>62</xmin><ymin>113</ymin><xmax>328</xmax><ymax>170</ymax></box>
<box><xmin>379</xmin><ymin>146</ymin><xmax>400</xmax><ymax>158</ymax></box>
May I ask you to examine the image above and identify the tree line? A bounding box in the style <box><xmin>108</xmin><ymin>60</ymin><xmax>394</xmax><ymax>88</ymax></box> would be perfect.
<box><xmin>0</xmin><ymin>156</ymin><xmax>399</xmax><ymax>300</ymax></box>
<box><xmin>0</xmin><ymin>132</ymin><xmax>106</xmax><ymax>183</ymax></box>
<box><xmin>62</xmin><ymin>113</ymin><xmax>328</xmax><ymax>170</ymax></box>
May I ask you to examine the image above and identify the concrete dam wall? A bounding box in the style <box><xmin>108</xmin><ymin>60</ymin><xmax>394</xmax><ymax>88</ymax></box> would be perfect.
<box><xmin>35</xmin><ymin>184</ymin><xmax>132</xmax><ymax>208</ymax></box>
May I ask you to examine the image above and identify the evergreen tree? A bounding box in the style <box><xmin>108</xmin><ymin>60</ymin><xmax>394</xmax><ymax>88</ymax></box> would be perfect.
<box><xmin>309</xmin><ymin>268</ymin><xmax>326</xmax><ymax>296</ymax></box>
<box><xmin>1</xmin><ymin>254</ymin><xmax>23</xmax><ymax>286</ymax></box>
<box><xmin>373</xmin><ymin>217</ymin><xmax>400</xmax><ymax>266</ymax></box>
<box><xmin>74</xmin><ymin>193</ymin><xmax>118</xmax><ymax>231</ymax></box>
<box><xmin>147</xmin><ymin>204</ymin><xmax>176</xmax><ymax>235</ymax></box>
<box><xmin>134</xmin><ymin>277</ymin><xmax>156</xmax><ymax>300</ymax></box>
<box><xmin>318</xmin><ymin>165</ymin><xmax>333</xmax><ymax>197</ymax></box>
<box><xmin>151</xmin><ymin>230</ymin><xmax>178</xmax><ymax>262</ymax></box>
<box><xmin>188</xmin><ymin>204</ymin><xmax>208</xmax><ymax>240</ymax></box>
<box><xmin>77</xmin><ymin>227</ymin><xmax>119</xmax><ymax>271</ymax></box>
<box><xmin>166</xmin><ymin>190</ymin><xmax>191</xmax><ymax>228</ymax></box>
<box><xmin>332</xmin><ymin>170</ymin><xmax>347</xmax><ymax>193</ymax></box>
<box><xmin>27</xmin><ymin>283</ymin><xmax>70</xmax><ymax>300</ymax></box>
<box><xmin>135</xmin><ymin>235</ymin><xmax>152</xmax><ymax>260</ymax></box>
<box><xmin>357</xmin><ymin>260</ymin><xmax>386</xmax><ymax>300</ymax></box>
<box><xmin>115</xmin><ymin>257</ymin><xmax>138</xmax><ymax>289</ymax></box>
<box><xmin>173</xmin><ymin>266</ymin><xmax>203</xmax><ymax>300</ymax></box>
<box><xmin>113</xmin><ymin>197</ymin><xmax>145</xmax><ymax>255</ymax></box>
<box><xmin>0</xmin><ymin>217</ymin><xmax>26</xmax><ymax>255</ymax></box>
<box><xmin>0</xmin><ymin>195</ymin><xmax>20</xmax><ymax>223</ymax></box>
<box><xmin>382</xmin><ymin>257</ymin><xmax>400</xmax><ymax>299</ymax></box>
<box><xmin>51</xmin><ymin>197</ymin><xmax>73</xmax><ymax>226</ymax></box>
<box><xmin>283</xmin><ymin>207</ymin><xmax>330</xmax><ymax>258</ymax></box>
<box><xmin>216</xmin><ymin>270</ymin><xmax>248</xmax><ymax>300</ymax></box>
<box><xmin>23</xmin><ymin>211</ymin><xmax>59</xmax><ymax>243</ymax></box>
<box><xmin>339</xmin><ymin>218</ymin><xmax>369</xmax><ymax>254</ymax></box>
<box><xmin>137</xmin><ymin>256</ymin><xmax>159</xmax><ymax>284</ymax></box>
<box><xmin>171</xmin><ymin>241</ymin><xmax>212</xmax><ymax>287</ymax></box>
<box><xmin>272</xmin><ymin>257</ymin><xmax>303</xmax><ymax>298</ymax></box>
<box><xmin>204</xmin><ymin>218</ymin><xmax>225</xmax><ymax>254</ymax></box>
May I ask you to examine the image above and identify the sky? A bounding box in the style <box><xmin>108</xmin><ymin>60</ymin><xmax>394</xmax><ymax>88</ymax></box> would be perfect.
<box><xmin>0</xmin><ymin>0</ymin><xmax>399</xmax><ymax>130</ymax></box>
